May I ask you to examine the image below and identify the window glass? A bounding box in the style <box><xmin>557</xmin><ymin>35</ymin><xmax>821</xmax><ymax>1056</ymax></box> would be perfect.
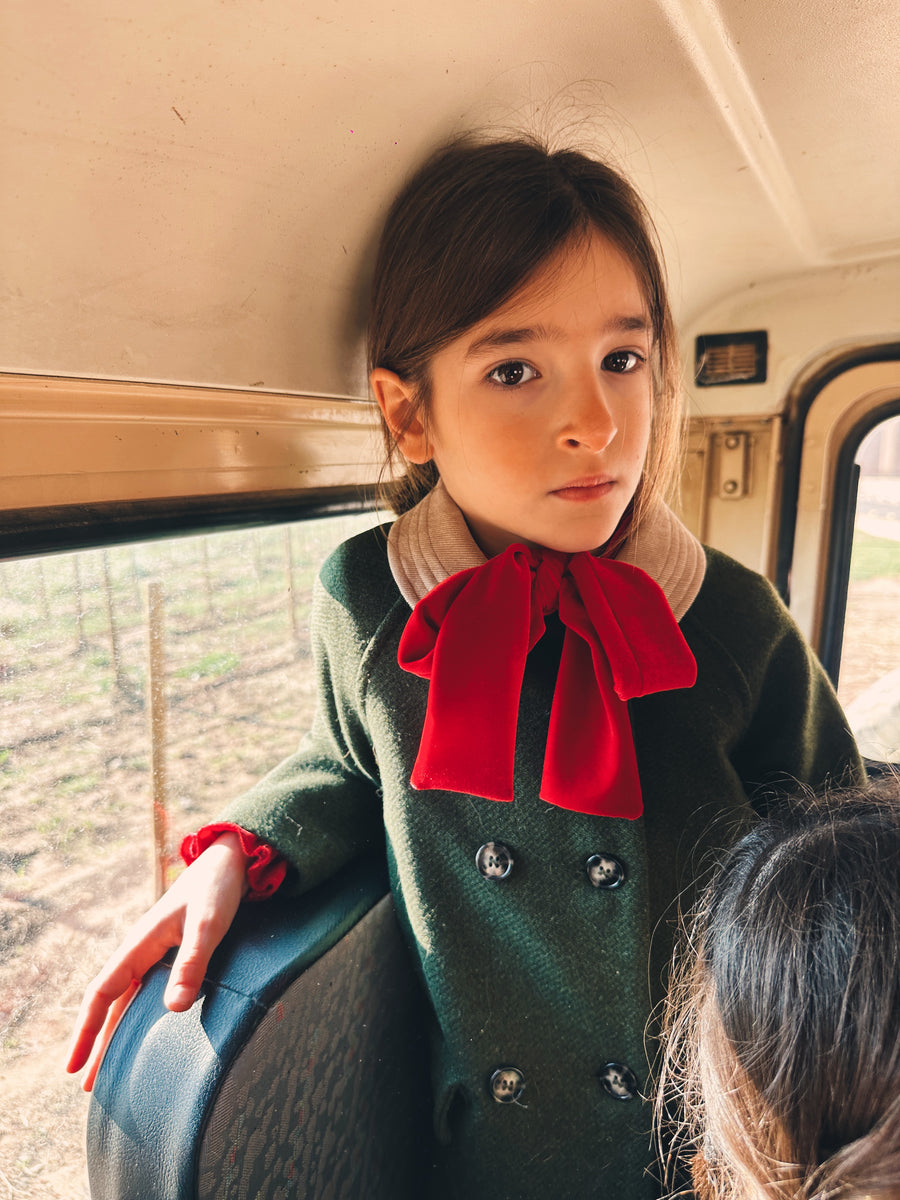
<box><xmin>0</xmin><ymin>509</ymin><xmax>384</xmax><ymax>1197</ymax></box>
<box><xmin>837</xmin><ymin>413</ymin><xmax>900</xmax><ymax>763</ymax></box>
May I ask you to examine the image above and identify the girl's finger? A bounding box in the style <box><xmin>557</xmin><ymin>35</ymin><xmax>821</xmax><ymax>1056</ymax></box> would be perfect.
<box><xmin>65</xmin><ymin>920</ymin><xmax>183</xmax><ymax>1074</ymax></box>
<box><xmin>65</xmin><ymin>969</ymin><xmax>140</xmax><ymax>1076</ymax></box>
<box><xmin>162</xmin><ymin>951</ymin><xmax>205</xmax><ymax>1012</ymax></box>
<box><xmin>162</xmin><ymin>851</ymin><xmax>246</xmax><ymax>1009</ymax></box>
<box><xmin>162</xmin><ymin>910</ymin><xmax>231</xmax><ymax>1010</ymax></box>
<box><xmin>79</xmin><ymin>980</ymin><xmax>142</xmax><ymax>1093</ymax></box>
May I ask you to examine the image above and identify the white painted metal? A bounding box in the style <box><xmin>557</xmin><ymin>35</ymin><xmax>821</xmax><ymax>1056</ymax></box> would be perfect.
<box><xmin>790</xmin><ymin>361</ymin><xmax>900</xmax><ymax>643</ymax></box>
<box><xmin>2</xmin><ymin>0</ymin><xmax>898</xmax><ymax>399</ymax></box>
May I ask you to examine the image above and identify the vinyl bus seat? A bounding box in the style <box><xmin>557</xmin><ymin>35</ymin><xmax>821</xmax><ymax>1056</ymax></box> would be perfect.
<box><xmin>86</xmin><ymin>854</ymin><xmax>432</xmax><ymax>1199</ymax></box>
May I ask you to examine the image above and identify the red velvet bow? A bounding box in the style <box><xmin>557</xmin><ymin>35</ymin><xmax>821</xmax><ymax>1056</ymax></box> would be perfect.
<box><xmin>397</xmin><ymin>544</ymin><xmax>697</xmax><ymax>818</ymax></box>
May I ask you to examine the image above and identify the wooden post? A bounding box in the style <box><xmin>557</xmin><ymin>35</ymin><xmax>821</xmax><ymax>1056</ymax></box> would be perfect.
<box><xmin>129</xmin><ymin>547</ymin><xmax>141</xmax><ymax>608</ymax></box>
<box><xmin>147</xmin><ymin>582</ymin><xmax>170</xmax><ymax>899</ymax></box>
<box><xmin>102</xmin><ymin>549</ymin><xmax>126</xmax><ymax>695</ymax></box>
<box><xmin>36</xmin><ymin>559</ymin><xmax>49</xmax><ymax>618</ymax></box>
<box><xmin>201</xmin><ymin>538</ymin><xmax>215</xmax><ymax>619</ymax></box>
<box><xmin>284</xmin><ymin>527</ymin><xmax>299</xmax><ymax>643</ymax></box>
<box><xmin>73</xmin><ymin>554</ymin><xmax>87</xmax><ymax>652</ymax></box>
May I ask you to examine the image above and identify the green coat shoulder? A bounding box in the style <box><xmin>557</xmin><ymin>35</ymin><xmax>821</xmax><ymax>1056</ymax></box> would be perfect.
<box><xmin>317</xmin><ymin>522</ymin><xmax>401</xmax><ymax>623</ymax></box>
<box><xmin>682</xmin><ymin>545</ymin><xmax>863</xmax><ymax>800</ymax></box>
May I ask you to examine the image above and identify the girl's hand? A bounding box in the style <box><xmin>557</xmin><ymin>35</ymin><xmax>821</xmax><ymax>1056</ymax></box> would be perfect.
<box><xmin>65</xmin><ymin>832</ymin><xmax>249</xmax><ymax>1091</ymax></box>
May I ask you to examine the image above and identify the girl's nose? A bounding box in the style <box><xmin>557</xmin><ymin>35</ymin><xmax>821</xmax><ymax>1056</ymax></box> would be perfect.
<box><xmin>557</xmin><ymin>376</ymin><xmax>618</xmax><ymax>451</ymax></box>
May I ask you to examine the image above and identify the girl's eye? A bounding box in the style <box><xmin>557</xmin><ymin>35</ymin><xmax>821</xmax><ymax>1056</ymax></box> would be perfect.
<box><xmin>603</xmin><ymin>350</ymin><xmax>645</xmax><ymax>374</ymax></box>
<box><xmin>487</xmin><ymin>361</ymin><xmax>539</xmax><ymax>387</ymax></box>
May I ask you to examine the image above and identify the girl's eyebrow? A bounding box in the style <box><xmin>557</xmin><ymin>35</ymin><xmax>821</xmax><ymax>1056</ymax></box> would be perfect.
<box><xmin>464</xmin><ymin>315</ymin><xmax>651</xmax><ymax>359</ymax></box>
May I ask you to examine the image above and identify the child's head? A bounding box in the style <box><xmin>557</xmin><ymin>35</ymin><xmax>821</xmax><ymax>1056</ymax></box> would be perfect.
<box><xmin>658</xmin><ymin>784</ymin><xmax>900</xmax><ymax>1200</ymax></box>
<box><xmin>367</xmin><ymin>134</ymin><xmax>681</xmax><ymax>549</ymax></box>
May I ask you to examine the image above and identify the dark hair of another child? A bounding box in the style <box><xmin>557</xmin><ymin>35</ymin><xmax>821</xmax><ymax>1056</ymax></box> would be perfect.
<box><xmin>657</xmin><ymin>782</ymin><xmax>900</xmax><ymax>1199</ymax></box>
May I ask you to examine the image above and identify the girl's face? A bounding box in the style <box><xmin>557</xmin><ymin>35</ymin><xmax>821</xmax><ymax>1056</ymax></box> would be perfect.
<box><xmin>373</xmin><ymin>231</ymin><xmax>653</xmax><ymax>556</ymax></box>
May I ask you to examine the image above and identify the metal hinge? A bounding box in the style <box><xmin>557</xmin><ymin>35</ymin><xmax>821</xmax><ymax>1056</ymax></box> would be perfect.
<box><xmin>716</xmin><ymin>431</ymin><xmax>749</xmax><ymax>499</ymax></box>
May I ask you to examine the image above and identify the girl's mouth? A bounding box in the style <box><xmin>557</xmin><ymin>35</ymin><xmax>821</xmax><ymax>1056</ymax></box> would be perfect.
<box><xmin>550</xmin><ymin>476</ymin><xmax>616</xmax><ymax>501</ymax></box>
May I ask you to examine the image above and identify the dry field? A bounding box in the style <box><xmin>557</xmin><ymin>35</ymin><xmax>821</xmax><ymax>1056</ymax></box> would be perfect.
<box><xmin>0</xmin><ymin>514</ymin><xmax>379</xmax><ymax>1198</ymax></box>
<box><xmin>839</xmin><ymin>575</ymin><xmax>900</xmax><ymax>707</ymax></box>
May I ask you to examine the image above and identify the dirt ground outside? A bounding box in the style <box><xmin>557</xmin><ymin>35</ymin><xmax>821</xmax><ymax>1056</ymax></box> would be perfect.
<box><xmin>0</xmin><ymin>513</ymin><xmax>380</xmax><ymax>1198</ymax></box>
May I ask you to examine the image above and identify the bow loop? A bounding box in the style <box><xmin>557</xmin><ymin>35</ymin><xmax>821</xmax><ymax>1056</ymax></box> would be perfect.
<box><xmin>564</xmin><ymin>555</ymin><xmax>697</xmax><ymax>701</ymax></box>
<box><xmin>397</xmin><ymin>543</ymin><xmax>697</xmax><ymax>817</ymax></box>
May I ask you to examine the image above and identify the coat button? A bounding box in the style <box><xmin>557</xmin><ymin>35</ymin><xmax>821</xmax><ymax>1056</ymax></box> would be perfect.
<box><xmin>586</xmin><ymin>853</ymin><xmax>626</xmax><ymax>889</ymax></box>
<box><xmin>489</xmin><ymin>1066</ymin><xmax>526</xmax><ymax>1103</ymax></box>
<box><xmin>598</xmin><ymin>1062</ymin><xmax>639</xmax><ymax>1100</ymax></box>
<box><xmin>476</xmin><ymin>841</ymin><xmax>514</xmax><ymax>879</ymax></box>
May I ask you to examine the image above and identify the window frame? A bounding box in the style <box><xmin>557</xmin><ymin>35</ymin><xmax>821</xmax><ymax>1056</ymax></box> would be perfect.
<box><xmin>818</xmin><ymin>398</ymin><xmax>900</xmax><ymax>684</ymax></box>
<box><xmin>774</xmin><ymin>348</ymin><xmax>900</xmax><ymax>658</ymax></box>
<box><xmin>0</xmin><ymin>372</ymin><xmax>385</xmax><ymax>558</ymax></box>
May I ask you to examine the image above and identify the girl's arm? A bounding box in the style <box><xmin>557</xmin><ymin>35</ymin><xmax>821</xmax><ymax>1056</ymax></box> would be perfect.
<box><xmin>697</xmin><ymin>549</ymin><xmax>865</xmax><ymax>798</ymax></box>
<box><xmin>67</xmin><ymin>536</ymin><xmax>392</xmax><ymax>1086</ymax></box>
<box><xmin>65</xmin><ymin>831</ymin><xmax>250</xmax><ymax>1089</ymax></box>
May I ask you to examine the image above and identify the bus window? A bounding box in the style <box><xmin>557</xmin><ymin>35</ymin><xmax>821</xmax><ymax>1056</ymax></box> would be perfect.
<box><xmin>837</xmin><ymin>414</ymin><xmax>900</xmax><ymax>763</ymax></box>
<box><xmin>0</xmin><ymin>508</ymin><xmax>382</xmax><ymax>1197</ymax></box>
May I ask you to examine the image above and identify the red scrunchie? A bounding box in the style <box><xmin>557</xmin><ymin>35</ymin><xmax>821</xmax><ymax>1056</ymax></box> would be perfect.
<box><xmin>180</xmin><ymin>822</ymin><xmax>287</xmax><ymax>901</ymax></box>
<box><xmin>398</xmin><ymin>543</ymin><xmax>697</xmax><ymax>819</ymax></box>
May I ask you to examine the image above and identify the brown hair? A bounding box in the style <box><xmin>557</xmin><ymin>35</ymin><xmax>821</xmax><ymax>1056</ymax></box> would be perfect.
<box><xmin>657</xmin><ymin>782</ymin><xmax>900</xmax><ymax>1199</ymax></box>
<box><xmin>367</xmin><ymin>133</ymin><xmax>683</xmax><ymax>531</ymax></box>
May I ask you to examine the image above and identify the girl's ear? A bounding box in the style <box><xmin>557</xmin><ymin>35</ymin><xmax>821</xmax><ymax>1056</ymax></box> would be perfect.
<box><xmin>370</xmin><ymin>368</ymin><xmax>432</xmax><ymax>463</ymax></box>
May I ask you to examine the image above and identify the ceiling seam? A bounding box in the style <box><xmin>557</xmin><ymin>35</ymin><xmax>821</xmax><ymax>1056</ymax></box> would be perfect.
<box><xmin>653</xmin><ymin>0</ymin><xmax>824</xmax><ymax>264</ymax></box>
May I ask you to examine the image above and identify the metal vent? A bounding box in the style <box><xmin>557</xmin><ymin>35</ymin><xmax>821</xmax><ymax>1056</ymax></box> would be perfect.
<box><xmin>695</xmin><ymin>330</ymin><xmax>768</xmax><ymax>386</ymax></box>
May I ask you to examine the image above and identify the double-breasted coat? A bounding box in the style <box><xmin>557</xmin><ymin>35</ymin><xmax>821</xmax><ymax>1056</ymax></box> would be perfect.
<box><xmin>219</xmin><ymin>490</ymin><xmax>862</xmax><ymax>1199</ymax></box>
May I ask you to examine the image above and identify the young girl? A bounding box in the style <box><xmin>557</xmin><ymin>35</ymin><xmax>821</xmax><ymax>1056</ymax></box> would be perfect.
<box><xmin>68</xmin><ymin>135</ymin><xmax>863</xmax><ymax>1199</ymax></box>
<box><xmin>657</xmin><ymin>783</ymin><xmax>900</xmax><ymax>1199</ymax></box>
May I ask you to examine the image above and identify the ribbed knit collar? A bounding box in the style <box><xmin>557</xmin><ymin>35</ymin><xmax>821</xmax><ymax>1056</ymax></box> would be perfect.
<box><xmin>387</xmin><ymin>479</ymin><xmax>706</xmax><ymax>621</ymax></box>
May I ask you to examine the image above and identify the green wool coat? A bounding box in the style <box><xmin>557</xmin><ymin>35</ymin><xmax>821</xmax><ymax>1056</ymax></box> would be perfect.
<box><xmin>221</xmin><ymin>524</ymin><xmax>862</xmax><ymax>1200</ymax></box>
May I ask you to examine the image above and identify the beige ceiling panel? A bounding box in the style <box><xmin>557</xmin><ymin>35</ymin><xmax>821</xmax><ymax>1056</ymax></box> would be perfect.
<box><xmin>2</xmin><ymin>0</ymin><xmax>898</xmax><ymax>395</ymax></box>
<box><xmin>705</xmin><ymin>0</ymin><xmax>900</xmax><ymax>258</ymax></box>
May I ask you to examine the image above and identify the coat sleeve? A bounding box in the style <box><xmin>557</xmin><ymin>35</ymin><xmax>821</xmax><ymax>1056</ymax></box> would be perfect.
<box><xmin>216</xmin><ymin>572</ymin><xmax>388</xmax><ymax>896</ymax></box>
<box><xmin>723</xmin><ymin>571</ymin><xmax>865</xmax><ymax>807</ymax></box>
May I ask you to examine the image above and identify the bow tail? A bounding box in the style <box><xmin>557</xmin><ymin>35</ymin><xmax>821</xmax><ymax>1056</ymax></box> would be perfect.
<box><xmin>540</xmin><ymin>629</ymin><xmax>643</xmax><ymax>818</ymax></box>
<box><xmin>408</xmin><ymin>562</ymin><xmax>533</xmax><ymax>802</ymax></box>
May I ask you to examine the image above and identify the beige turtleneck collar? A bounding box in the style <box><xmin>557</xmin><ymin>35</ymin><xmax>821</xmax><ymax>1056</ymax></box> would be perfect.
<box><xmin>386</xmin><ymin>479</ymin><xmax>706</xmax><ymax>620</ymax></box>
